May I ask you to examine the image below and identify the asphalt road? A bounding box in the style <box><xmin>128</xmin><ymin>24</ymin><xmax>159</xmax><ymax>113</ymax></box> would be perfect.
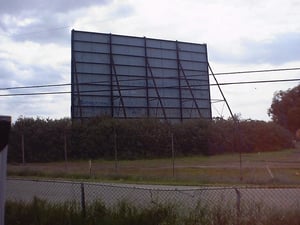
<box><xmin>6</xmin><ymin>178</ymin><xmax>300</xmax><ymax>210</ymax></box>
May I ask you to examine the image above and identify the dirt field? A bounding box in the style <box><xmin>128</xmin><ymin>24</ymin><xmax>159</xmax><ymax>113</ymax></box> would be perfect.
<box><xmin>8</xmin><ymin>148</ymin><xmax>300</xmax><ymax>185</ymax></box>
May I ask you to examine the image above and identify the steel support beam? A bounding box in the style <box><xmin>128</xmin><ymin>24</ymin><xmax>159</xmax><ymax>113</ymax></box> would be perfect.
<box><xmin>176</xmin><ymin>41</ymin><xmax>183</xmax><ymax>122</ymax></box>
<box><xmin>71</xmin><ymin>30</ymin><xmax>83</xmax><ymax>122</ymax></box>
<box><xmin>178</xmin><ymin>62</ymin><xmax>203</xmax><ymax>117</ymax></box>
<box><xmin>110</xmin><ymin>34</ymin><xmax>127</xmax><ymax>118</ymax></box>
<box><xmin>144</xmin><ymin>37</ymin><xmax>150</xmax><ymax>117</ymax></box>
<box><xmin>145</xmin><ymin>59</ymin><xmax>167</xmax><ymax>120</ymax></box>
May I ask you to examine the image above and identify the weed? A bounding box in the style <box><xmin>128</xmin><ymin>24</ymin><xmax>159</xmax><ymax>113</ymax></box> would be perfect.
<box><xmin>5</xmin><ymin>198</ymin><xmax>300</xmax><ymax>225</ymax></box>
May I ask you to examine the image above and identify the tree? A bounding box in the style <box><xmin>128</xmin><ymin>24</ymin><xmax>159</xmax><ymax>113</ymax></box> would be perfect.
<box><xmin>268</xmin><ymin>84</ymin><xmax>300</xmax><ymax>134</ymax></box>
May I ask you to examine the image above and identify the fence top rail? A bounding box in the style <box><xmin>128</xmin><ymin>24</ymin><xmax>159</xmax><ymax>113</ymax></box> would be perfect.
<box><xmin>7</xmin><ymin>177</ymin><xmax>300</xmax><ymax>191</ymax></box>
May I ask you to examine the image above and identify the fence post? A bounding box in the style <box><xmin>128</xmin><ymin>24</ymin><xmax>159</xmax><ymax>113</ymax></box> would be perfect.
<box><xmin>81</xmin><ymin>183</ymin><xmax>86</xmax><ymax>218</ymax></box>
<box><xmin>64</xmin><ymin>130</ymin><xmax>68</xmax><ymax>170</ymax></box>
<box><xmin>171</xmin><ymin>133</ymin><xmax>175</xmax><ymax>178</ymax></box>
<box><xmin>234</xmin><ymin>188</ymin><xmax>241</xmax><ymax>225</ymax></box>
<box><xmin>89</xmin><ymin>160</ymin><xmax>92</xmax><ymax>177</ymax></box>
<box><xmin>114</xmin><ymin>127</ymin><xmax>118</xmax><ymax>173</ymax></box>
<box><xmin>21</xmin><ymin>133</ymin><xmax>25</xmax><ymax>165</ymax></box>
<box><xmin>0</xmin><ymin>116</ymin><xmax>11</xmax><ymax>225</ymax></box>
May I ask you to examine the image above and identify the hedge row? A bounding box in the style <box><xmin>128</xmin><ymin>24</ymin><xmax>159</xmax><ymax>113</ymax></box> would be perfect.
<box><xmin>8</xmin><ymin>117</ymin><xmax>293</xmax><ymax>162</ymax></box>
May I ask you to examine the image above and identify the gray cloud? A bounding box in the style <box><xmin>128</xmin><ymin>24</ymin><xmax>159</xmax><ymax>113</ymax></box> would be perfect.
<box><xmin>241</xmin><ymin>33</ymin><xmax>300</xmax><ymax>64</ymax></box>
<box><xmin>0</xmin><ymin>0</ymin><xmax>110</xmax><ymax>44</ymax></box>
<box><xmin>110</xmin><ymin>4</ymin><xmax>134</xmax><ymax>18</ymax></box>
<box><xmin>0</xmin><ymin>62</ymin><xmax>17</xmax><ymax>87</ymax></box>
<box><xmin>0</xmin><ymin>56</ymin><xmax>67</xmax><ymax>88</ymax></box>
<box><xmin>0</xmin><ymin>58</ymin><xmax>70</xmax><ymax>120</ymax></box>
<box><xmin>210</xmin><ymin>32</ymin><xmax>300</xmax><ymax>65</ymax></box>
<box><xmin>0</xmin><ymin>0</ymin><xmax>109</xmax><ymax>14</ymax></box>
<box><xmin>8</xmin><ymin>14</ymin><xmax>73</xmax><ymax>45</ymax></box>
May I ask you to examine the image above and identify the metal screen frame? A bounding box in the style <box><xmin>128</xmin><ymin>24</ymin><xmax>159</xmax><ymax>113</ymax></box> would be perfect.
<box><xmin>71</xmin><ymin>30</ymin><xmax>212</xmax><ymax>122</ymax></box>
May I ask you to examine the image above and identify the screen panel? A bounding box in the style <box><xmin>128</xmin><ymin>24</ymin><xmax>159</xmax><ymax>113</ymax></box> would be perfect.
<box><xmin>71</xmin><ymin>30</ymin><xmax>212</xmax><ymax>122</ymax></box>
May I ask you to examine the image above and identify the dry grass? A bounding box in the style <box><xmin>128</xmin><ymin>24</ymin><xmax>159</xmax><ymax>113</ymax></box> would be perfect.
<box><xmin>8</xmin><ymin>149</ymin><xmax>300</xmax><ymax>185</ymax></box>
<box><xmin>6</xmin><ymin>197</ymin><xmax>300</xmax><ymax>225</ymax></box>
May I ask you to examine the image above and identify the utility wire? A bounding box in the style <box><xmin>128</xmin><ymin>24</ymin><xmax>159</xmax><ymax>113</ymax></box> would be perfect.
<box><xmin>212</xmin><ymin>78</ymin><xmax>300</xmax><ymax>86</ymax></box>
<box><xmin>1</xmin><ymin>66</ymin><xmax>300</xmax><ymax>91</ymax></box>
<box><xmin>210</xmin><ymin>67</ymin><xmax>300</xmax><ymax>76</ymax></box>
<box><xmin>0</xmin><ymin>91</ymin><xmax>70</xmax><ymax>97</ymax></box>
<box><xmin>0</xmin><ymin>77</ymin><xmax>299</xmax><ymax>97</ymax></box>
<box><xmin>0</xmin><ymin>83</ymin><xmax>70</xmax><ymax>91</ymax></box>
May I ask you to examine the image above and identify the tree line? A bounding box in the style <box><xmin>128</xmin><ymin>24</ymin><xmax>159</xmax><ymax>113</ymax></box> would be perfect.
<box><xmin>8</xmin><ymin>116</ymin><xmax>293</xmax><ymax>163</ymax></box>
<box><xmin>268</xmin><ymin>84</ymin><xmax>300</xmax><ymax>135</ymax></box>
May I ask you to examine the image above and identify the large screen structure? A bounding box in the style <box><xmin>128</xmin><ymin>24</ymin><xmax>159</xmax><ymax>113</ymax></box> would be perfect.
<box><xmin>71</xmin><ymin>30</ymin><xmax>212</xmax><ymax>122</ymax></box>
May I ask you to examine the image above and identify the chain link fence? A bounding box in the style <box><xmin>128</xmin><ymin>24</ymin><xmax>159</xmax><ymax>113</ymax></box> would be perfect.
<box><xmin>6</xmin><ymin>178</ymin><xmax>300</xmax><ymax>218</ymax></box>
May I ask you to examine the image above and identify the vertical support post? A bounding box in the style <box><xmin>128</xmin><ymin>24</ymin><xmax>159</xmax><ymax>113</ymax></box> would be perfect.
<box><xmin>71</xmin><ymin>30</ymin><xmax>83</xmax><ymax>122</ymax></box>
<box><xmin>204</xmin><ymin>44</ymin><xmax>213</xmax><ymax>120</ymax></box>
<box><xmin>0</xmin><ymin>116</ymin><xmax>11</xmax><ymax>225</ymax></box>
<box><xmin>80</xmin><ymin>183</ymin><xmax>86</xmax><ymax>218</ymax></box>
<box><xmin>114</xmin><ymin>126</ymin><xmax>118</xmax><ymax>173</ymax></box>
<box><xmin>144</xmin><ymin>37</ymin><xmax>150</xmax><ymax>117</ymax></box>
<box><xmin>21</xmin><ymin>132</ymin><xmax>25</xmax><ymax>165</ymax></box>
<box><xmin>234</xmin><ymin>188</ymin><xmax>241</xmax><ymax>225</ymax></box>
<box><xmin>109</xmin><ymin>33</ymin><xmax>114</xmax><ymax>117</ymax></box>
<box><xmin>64</xmin><ymin>130</ymin><xmax>68</xmax><ymax>170</ymax></box>
<box><xmin>239</xmin><ymin>139</ymin><xmax>242</xmax><ymax>181</ymax></box>
<box><xmin>176</xmin><ymin>41</ymin><xmax>183</xmax><ymax>122</ymax></box>
<box><xmin>89</xmin><ymin>159</ymin><xmax>92</xmax><ymax>177</ymax></box>
<box><xmin>171</xmin><ymin>133</ymin><xmax>175</xmax><ymax>178</ymax></box>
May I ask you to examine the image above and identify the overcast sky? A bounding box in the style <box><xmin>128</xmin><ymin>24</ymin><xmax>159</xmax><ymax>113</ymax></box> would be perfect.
<box><xmin>0</xmin><ymin>0</ymin><xmax>299</xmax><ymax>122</ymax></box>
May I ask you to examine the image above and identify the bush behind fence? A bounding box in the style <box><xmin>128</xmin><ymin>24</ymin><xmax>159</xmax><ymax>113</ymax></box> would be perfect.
<box><xmin>8</xmin><ymin>117</ymin><xmax>293</xmax><ymax>163</ymax></box>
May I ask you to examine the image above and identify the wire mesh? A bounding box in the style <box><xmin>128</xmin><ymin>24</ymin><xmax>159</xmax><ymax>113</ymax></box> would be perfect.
<box><xmin>6</xmin><ymin>178</ymin><xmax>300</xmax><ymax>214</ymax></box>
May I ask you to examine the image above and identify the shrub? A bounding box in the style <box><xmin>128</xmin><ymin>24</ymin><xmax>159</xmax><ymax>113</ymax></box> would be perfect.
<box><xmin>207</xmin><ymin>118</ymin><xmax>293</xmax><ymax>154</ymax></box>
<box><xmin>8</xmin><ymin>116</ymin><xmax>293</xmax><ymax>163</ymax></box>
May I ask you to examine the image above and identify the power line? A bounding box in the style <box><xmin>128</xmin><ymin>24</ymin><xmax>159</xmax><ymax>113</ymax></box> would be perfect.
<box><xmin>0</xmin><ymin>91</ymin><xmax>70</xmax><ymax>97</ymax></box>
<box><xmin>210</xmin><ymin>67</ymin><xmax>300</xmax><ymax>76</ymax></box>
<box><xmin>0</xmin><ymin>83</ymin><xmax>70</xmax><ymax>91</ymax></box>
<box><xmin>1</xmin><ymin>66</ymin><xmax>300</xmax><ymax>91</ymax></box>
<box><xmin>0</xmin><ymin>77</ymin><xmax>299</xmax><ymax>97</ymax></box>
<box><xmin>212</xmin><ymin>78</ymin><xmax>300</xmax><ymax>86</ymax></box>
